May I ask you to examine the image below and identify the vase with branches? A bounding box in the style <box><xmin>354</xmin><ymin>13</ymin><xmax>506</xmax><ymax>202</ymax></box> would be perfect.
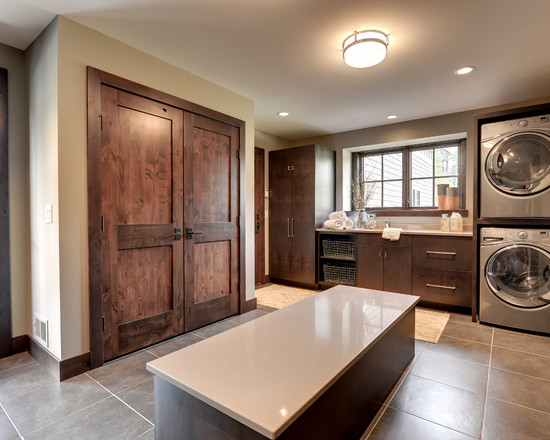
<box><xmin>350</xmin><ymin>171</ymin><xmax>376</xmax><ymax>229</ymax></box>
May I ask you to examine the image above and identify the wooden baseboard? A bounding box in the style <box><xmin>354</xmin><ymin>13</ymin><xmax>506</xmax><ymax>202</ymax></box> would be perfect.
<box><xmin>242</xmin><ymin>297</ymin><xmax>257</xmax><ymax>314</ymax></box>
<box><xmin>20</xmin><ymin>335</ymin><xmax>90</xmax><ymax>381</ymax></box>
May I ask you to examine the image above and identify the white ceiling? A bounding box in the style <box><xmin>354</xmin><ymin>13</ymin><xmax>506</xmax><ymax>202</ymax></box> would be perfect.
<box><xmin>2</xmin><ymin>0</ymin><xmax>550</xmax><ymax>140</ymax></box>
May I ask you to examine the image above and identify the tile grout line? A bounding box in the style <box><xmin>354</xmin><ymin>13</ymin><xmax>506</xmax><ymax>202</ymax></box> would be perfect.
<box><xmin>479</xmin><ymin>326</ymin><xmax>494</xmax><ymax>440</ymax></box>
<box><xmin>86</xmin><ymin>373</ymin><xmax>154</xmax><ymax>426</ymax></box>
<box><xmin>0</xmin><ymin>401</ymin><xmax>24</xmax><ymax>440</ymax></box>
<box><xmin>487</xmin><ymin>395</ymin><xmax>550</xmax><ymax>417</ymax></box>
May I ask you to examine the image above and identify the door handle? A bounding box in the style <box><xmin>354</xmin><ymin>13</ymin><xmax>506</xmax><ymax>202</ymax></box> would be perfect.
<box><xmin>171</xmin><ymin>228</ymin><xmax>182</xmax><ymax>240</ymax></box>
<box><xmin>256</xmin><ymin>222</ymin><xmax>260</xmax><ymax>232</ymax></box>
<box><xmin>185</xmin><ymin>227</ymin><xmax>203</xmax><ymax>239</ymax></box>
<box><xmin>291</xmin><ymin>218</ymin><xmax>294</xmax><ymax>238</ymax></box>
<box><xmin>287</xmin><ymin>218</ymin><xmax>290</xmax><ymax>238</ymax></box>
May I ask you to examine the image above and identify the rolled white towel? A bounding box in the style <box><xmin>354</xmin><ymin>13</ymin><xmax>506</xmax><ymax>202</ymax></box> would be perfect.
<box><xmin>324</xmin><ymin>219</ymin><xmax>345</xmax><ymax>230</ymax></box>
<box><xmin>343</xmin><ymin>218</ymin><xmax>353</xmax><ymax>230</ymax></box>
<box><xmin>381</xmin><ymin>227</ymin><xmax>403</xmax><ymax>241</ymax></box>
<box><xmin>328</xmin><ymin>211</ymin><xmax>347</xmax><ymax>221</ymax></box>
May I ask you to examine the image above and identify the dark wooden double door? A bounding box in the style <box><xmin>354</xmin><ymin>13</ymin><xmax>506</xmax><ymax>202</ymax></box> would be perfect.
<box><xmin>101</xmin><ymin>86</ymin><xmax>239</xmax><ymax>361</ymax></box>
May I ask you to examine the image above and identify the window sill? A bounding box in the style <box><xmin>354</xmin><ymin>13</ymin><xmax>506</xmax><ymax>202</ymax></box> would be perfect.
<box><xmin>361</xmin><ymin>208</ymin><xmax>469</xmax><ymax>218</ymax></box>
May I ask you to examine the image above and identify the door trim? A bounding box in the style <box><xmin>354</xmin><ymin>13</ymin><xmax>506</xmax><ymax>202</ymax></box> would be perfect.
<box><xmin>254</xmin><ymin>147</ymin><xmax>267</xmax><ymax>285</ymax></box>
<box><xmin>0</xmin><ymin>67</ymin><xmax>11</xmax><ymax>358</ymax></box>
<box><xmin>87</xmin><ymin>67</ymin><xmax>247</xmax><ymax>368</ymax></box>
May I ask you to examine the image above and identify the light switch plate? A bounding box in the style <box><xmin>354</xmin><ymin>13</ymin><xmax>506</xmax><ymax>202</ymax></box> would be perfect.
<box><xmin>45</xmin><ymin>204</ymin><xmax>53</xmax><ymax>224</ymax></box>
<box><xmin>265</xmin><ymin>189</ymin><xmax>269</xmax><ymax>198</ymax></box>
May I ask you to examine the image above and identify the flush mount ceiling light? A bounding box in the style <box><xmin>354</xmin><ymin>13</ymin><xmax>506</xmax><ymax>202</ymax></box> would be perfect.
<box><xmin>277</xmin><ymin>111</ymin><xmax>289</xmax><ymax>117</ymax></box>
<box><xmin>343</xmin><ymin>30</ymin><xmax>389</xmax><ymax>68</ymax></box>
<box><xmin>387</xmin><ymin>115</ymin><xmax>398</xmax><ymax>120</ymax></box>
<box><xmin>454</xmin><ymin>66</ymin><xmax>475</xmax><ymax>75</ymax></box>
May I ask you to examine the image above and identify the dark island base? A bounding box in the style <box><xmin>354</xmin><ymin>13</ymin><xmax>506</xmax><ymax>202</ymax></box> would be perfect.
<box><xmin>154</xmin><ymin>308</ymin><xmax>415</xmax><ymax>440</ymax></box>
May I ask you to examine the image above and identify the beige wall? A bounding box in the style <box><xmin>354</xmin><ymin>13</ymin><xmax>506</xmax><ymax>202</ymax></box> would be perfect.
<box><xmin>0</xmin><ymin>43</ymin><xmax>31</xmax><ymax>338</ymax></box>
<box><xmin>26</xmin><ymin>19</ymin><xmax>63</xmax><ymax>357</ymax></box>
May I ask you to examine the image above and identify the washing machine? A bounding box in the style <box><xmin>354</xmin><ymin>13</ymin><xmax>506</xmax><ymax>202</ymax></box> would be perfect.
<box><xmin>480</xmin><ymin>113</ymin><xmax>550</xmax><ymax>218</ymax></box>
<box><xmin>479</xmin><ymin>228</ymin><xmax>550</xmax><ymax>334</ymax></box>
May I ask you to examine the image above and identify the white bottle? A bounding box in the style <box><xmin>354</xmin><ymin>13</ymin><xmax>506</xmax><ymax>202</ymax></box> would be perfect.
<box><xmin>450</xmin><ymin>212</ymin><xmax>463</xmax><ymax>232</ymax></box>
<box><xmin>440</xmin><ymin>213</ymin><xmax>450</xmax><ymax>232</ymax></box>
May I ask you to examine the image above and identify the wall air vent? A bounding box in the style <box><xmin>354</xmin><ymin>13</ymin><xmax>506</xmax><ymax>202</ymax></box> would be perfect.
<box><xmin>33</xmin><ymin>313</ymin><xmax>49</xmax><ymax>348</ymax></box>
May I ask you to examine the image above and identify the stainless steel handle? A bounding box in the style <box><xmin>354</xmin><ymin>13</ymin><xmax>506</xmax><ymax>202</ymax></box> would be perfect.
<box><xmin>378</xmin><ymin>250</ymin><xmax>382</xmax><ymax>258</ymax></box>
<box><xmin>287</xmin><ymin>165</ymin><xmax>291</xmax><ymax>171</ymax></box>
<box><xmin>287</xmin><ymin>218</ymin><xmax>290</xmax><ymax>238</ymax></box>
<box><xmin>426</xmin><ymin>251</ymin><xmax>456</xmax><ymax>256</ymax></box>
<box><xmin>291</xmin><ymin>165</ymin><xmax>295</xmax><ymax>171</ymax></box>
<box><xmin>426</xmin><ymin>283</ymin><xmax>456</xmax><ymax>292</ymax></box>
<box><xmin>384</xmin><ymin>251</ymin><xmax>387</xmax><ymax>259</ymax></box>
<box><xmin>291</xmin><ymin>218</ymin><xmax>294</xmax><ymax>238</ymax></box>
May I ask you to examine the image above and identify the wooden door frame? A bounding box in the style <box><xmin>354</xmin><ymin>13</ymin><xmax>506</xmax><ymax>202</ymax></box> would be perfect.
<box><xmin>0</xmin><ymin>68</ymin><xmax>11</xmax><ymax>358</ymax></box>
<box><xmin>87</xmin><ymin>67</ymin><xmax>248</xmax><ymax>368</ymax></box>
<box><xmin>254</xmin><ymin>147</ymin><xmax>267</xmax><ymax>285</ymax></box>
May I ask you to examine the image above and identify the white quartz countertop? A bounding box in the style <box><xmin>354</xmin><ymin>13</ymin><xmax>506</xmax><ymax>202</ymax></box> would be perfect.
<box><xmin>146</xmin><ymin>285</ymin><xmax>419</xmax><ymax>439</ymax></box>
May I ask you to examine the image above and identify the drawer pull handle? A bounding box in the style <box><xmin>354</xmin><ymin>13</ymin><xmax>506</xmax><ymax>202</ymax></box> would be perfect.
<box><xmin>426</xmin><ymin>283</ymin><xmax>456</xmax><ymax>291</ymax></box>
<box><xmin>426</xmin><ymin>251</ymin><xmax>456</xmax><ymax>256</ymax></box>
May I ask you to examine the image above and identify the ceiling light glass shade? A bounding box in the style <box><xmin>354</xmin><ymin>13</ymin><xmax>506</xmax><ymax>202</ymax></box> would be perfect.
<box><xmin>343</xmin><ymin>30</ymin><xmax>389</xmax><ymax>68</ymax></box>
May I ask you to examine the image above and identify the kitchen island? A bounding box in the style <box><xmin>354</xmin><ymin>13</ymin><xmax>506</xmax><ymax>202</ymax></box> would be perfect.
<box><xmin>146</xmin><ymin>285</ymin><xmax>419</xmax><ymax>439</ymax></box>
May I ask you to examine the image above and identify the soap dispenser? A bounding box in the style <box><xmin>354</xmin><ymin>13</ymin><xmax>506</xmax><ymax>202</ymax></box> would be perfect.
<box><xmin>440</xmin><ymin>213</ymin><xmax>450</xmax><ymax>232</ymax></box>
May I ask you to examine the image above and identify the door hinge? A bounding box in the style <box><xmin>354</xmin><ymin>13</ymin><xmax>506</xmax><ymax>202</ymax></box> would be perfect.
<box><xmin>99</xmin><ymin>114</ymin><xmax>103</xmax><ymax>131</ymax></box>
<box><xmin>102</xmin><ymin>316</ymin><xmax>105</xmax><ymax>331</ymax></box>
<box><xmin>237</xmin><ymin>216</ymin><xmax>241</xmax><ymax>227</ymax></box>
<box><xmin>101</xmin><ymin>216</ymin><xmax>104</xmax><ymax>231</ymax></box>
<box><xmin>237</xmin><ymin>148</ymin><xmax>240</xmax><ymax>160</ymax></box>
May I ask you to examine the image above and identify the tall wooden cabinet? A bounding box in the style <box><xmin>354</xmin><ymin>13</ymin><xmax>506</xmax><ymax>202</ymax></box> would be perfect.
<box><xmin>269</xmin><ymin>145</ymin><xmax>335</xmax><ymax>285</ymax></box>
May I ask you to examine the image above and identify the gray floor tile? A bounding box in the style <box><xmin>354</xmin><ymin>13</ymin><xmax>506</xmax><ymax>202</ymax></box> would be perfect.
<box><xmin>360</xmin><ymin>404</ymin><xmax>389</xmax><ymax>439</ymax></box>
<box><xmin>410</xmin><ymin>350</ymin><xmax>489</xmax><ymax>394</ymax></box>
<box><xmin>87</xmin><ymin>350</ymin><xmax>157</xmax><ymax>394</ymax></box>
<box><xmin>146</xmin><ymin>332</ymin><xmax>203</xmax><ymax>358</ymax></box>
<box><xmin>493</xmin><ymin>327</ymin><xmax>550</xmax><ymax>357</ymax></box>
<box><xmin>441</xmin><ymin>321</ymin><xmax>493</xmax><ymax>345</ymax></box>
<box><xmin>191</xmin><ymin>317</ymin><xmax>240</xmax><ymax>339</ymax></box>
<box><xmin>23</xmin><ymin>396</ymin><xmax>152</xmax><ymax>440</ymax></box>
<box><xmin>390</xmin><ymin>375</ymin><xmax>484</xmax><ymax>438</ymax></box>
<box><xmin>483</xmin><ymin>397</ymin><xmax>550</xmax><ymax>440</ymax></box>
<box><xmin>0</xmin><ymin>407</ymin><xmax>19</xmax><ymax>440</ymax></box>
<box><xmin>367</xmin><ymin>407</ymin><xmax>475</xmax><ymax>440</ymax></box>
<box><xmin>0</xmin><ymin>361</ymin><xmax>57</xmax><ymax>402</ymax></box>
<box><xmin>0</xmin><ymin>352</ymin><xmax>35</xmax><ymax>373</ymax></box>
<box><xmin>426</xmin><ymin>334</ymin><xmax>491</xmax><ymax>365</ymax></box>
<box><xmin>135</xmin><ymin>427</ymin><xmax>155</xmax><ymax>439</ymax></box>
<box><xmin>488</xmin><ymin>367</ymin><xmax>550</xmax><ymax>414</ymax></box>
<box><xmin>117</xmin><ymin>378</ymin><xmax>154</xmax><ymax>423</ymax></box>
<box><xmin>414</xmin><ymin>339</ymin><xmax>427</xmax><ymax>350</ymax></box>
<box><xmin>229</xmin><ymin>308</ymin><xmax>271</xmax><ymax>324</ymax></box>
<box><xmin>448</xmin><ymin>311</ymin><xmax>477</xmax><ymax>326</ymax></box>
<box><xmin>3</xmin><ymin>373</ymin><xmax>110</xmax><ymax>435</ymax></box>
<box><xmin>490</xmin><ymin>346</ymin><xmax>550</xmax><ymax>381</ymax></box>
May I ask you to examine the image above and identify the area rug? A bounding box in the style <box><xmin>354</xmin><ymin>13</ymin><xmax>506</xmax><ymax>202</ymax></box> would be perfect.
<box><xmin>414</xmin><ymin>307</ymin><xmax>450</xmax><ymax>344</ymax></box>
<box><xmin>255</xmin><ymin>284</ymin><xmax>449</xmax><ymax>343</ymax></box>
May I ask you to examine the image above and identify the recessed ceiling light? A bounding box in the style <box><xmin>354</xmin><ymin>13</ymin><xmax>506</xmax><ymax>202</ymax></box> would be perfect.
<box><xmin>454</xmin><ymin>66</ymin><xmax>475</xmax><ymax>75</ymax></box>
<box><xmin>387</xmin><ymin>115</ymin><xmax>397</xmax><ymax>120</ymax></box>
<box><xmin>277</xmin><ymin>111</ymin><xmax>289</xmax><ymax>117</ymax></box>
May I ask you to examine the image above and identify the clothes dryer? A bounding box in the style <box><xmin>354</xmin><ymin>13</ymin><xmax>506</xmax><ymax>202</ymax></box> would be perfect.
<box><xmin>479</xmin><ymin>228</ymin><xmax>550</xmax><ymax>334</ymax></box>
<box><xmin>480</xmin><ymin>114</ymin><xmax>550</xmax><ymax>218</ymax></box>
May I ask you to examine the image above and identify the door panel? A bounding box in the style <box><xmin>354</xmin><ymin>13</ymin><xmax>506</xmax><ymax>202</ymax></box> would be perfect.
<box><xmin>254</xmin><ymin>147</ymin><xmax>266</xmax><ymax>284</ymax></box>
<box><xmin>268</xmin><ymin>149</ymin><xmax>292</xmax><ymax>280</ymax></box>
<box><xmin>184</xmin><ymin>113</ymin><xmax>240</xmax><ymax>331</ymax></box>
<box><xmin>357</xmin><ymin>245</ymin><xmax>384</xmax><ymax>290</ymax></box>
<box><xmin>384</xmin><ymin>247</ymin><xmax>412</xmax><ymax>294</ymax></box>
<box><xmin>101</xmin><ymin>85</ymin><xmax>184</xmax><ymax>360</ymax></box>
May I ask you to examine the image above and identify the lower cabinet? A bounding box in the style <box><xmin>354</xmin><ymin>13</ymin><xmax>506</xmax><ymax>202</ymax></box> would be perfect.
<box><xmin>356</xmin><ymin>235</ymin><xmax>411</xmax><ymax>294</ymax></box>
<box><xmin>411</xmin><ymin>235</ymin><xmax>473</xmax><ymax>308</ymax></box>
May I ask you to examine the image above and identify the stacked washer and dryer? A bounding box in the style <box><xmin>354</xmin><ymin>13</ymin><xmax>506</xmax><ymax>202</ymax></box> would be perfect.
<box><xmin>478</xmin><ymin>111</ymin><xmax>550</xmax><ymax>334</ymax></box>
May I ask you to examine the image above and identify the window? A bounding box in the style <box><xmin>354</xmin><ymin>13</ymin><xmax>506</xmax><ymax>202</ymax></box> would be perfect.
<box><xmin>354</xmin><ymin>139</ymin><xmax>466</xmax><ymax>214</ymax></box>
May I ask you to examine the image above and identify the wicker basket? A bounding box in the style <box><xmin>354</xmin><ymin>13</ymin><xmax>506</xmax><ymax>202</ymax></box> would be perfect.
<box><xmin>323</xmin><ymin>262</ymin><xmax>356</xmax><ymax>285</ymax></box>
<box><xmin>322</xmin><ymin>240</ymin><xmax>355</xmax><ymax>259</ymax></box>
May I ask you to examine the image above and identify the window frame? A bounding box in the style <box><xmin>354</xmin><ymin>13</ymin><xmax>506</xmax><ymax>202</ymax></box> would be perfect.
<box><xmin>352</xmin><ymin>139</ymin><xmax>467</xmax><ymax>217</ymax></box>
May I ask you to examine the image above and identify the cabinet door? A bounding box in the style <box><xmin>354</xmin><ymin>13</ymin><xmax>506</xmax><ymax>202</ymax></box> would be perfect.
<box><xmin>357</xmin><ymin>245</ymin><xmax>384</xmax><ymax>290</ymax></box>
<box><xmin>269</xmin><ymin>149</ymin><xmax>292</xmax><ymax>279</ymax></box>
<box><xmin>383</xmin><ymin>246</ymin><xmax>412</xmax><ymax>294</ymax></box>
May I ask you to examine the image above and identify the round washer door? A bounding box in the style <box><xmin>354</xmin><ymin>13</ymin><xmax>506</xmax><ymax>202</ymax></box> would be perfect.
<box><xmin>486</xmin><ymin>244</ymin><xmax>550</xmax><ymax>308</ymax></box>
<box><xmin>486</xmin><ymin>131</ymin><xmax>550</xmax><ymax>195</ymax></box>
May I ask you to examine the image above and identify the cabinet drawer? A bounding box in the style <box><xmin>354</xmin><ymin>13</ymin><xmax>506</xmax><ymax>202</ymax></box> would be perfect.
<box><xmin>358</xmin><ymin>233</ymin><xmax>411</xmax><ymax>248</ymax></box>
<box><xmin>412</xmin><ymin>236</ymin><xmax>473</xmax><ymax>271</ymax></box>
<box><xmin>411</xmin><ymin>268</ymin><xmax>472</xmax><ymax>307</ymax></box>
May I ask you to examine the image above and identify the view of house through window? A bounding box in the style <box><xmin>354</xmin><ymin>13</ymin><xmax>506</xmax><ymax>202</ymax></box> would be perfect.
<box><xmin>357</xmin><ymin>139</ymin><xmax>464</xmax><ymax>210</ymax></box>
